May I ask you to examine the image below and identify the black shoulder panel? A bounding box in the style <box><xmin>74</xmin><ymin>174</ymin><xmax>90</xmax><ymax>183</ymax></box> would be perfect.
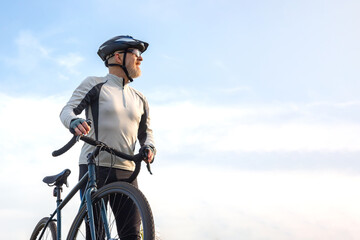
<box><xmin>73</xmin><ymin>82</ymin><xmax>107</xmax><ymax>140</ymax></box>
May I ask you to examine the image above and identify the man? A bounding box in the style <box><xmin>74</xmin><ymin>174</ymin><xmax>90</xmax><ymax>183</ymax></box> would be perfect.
<box><xmin>60</xmin><ymin>35</ymin><xmax>156</xmax><ymax>239</ymax></box>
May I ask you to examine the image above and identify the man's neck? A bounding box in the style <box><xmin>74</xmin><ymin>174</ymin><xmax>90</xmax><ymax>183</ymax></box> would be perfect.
<box><xmin>109</xmin><ymin>68</ymin><xmax>130</xmax><ymax>84</ymax></box>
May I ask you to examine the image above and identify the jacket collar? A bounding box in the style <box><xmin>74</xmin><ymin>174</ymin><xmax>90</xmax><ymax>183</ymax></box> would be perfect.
<box><xmin>107</xmin><ymin>74</ymin><xmax>127</xmax><ymax>88</ymax></box>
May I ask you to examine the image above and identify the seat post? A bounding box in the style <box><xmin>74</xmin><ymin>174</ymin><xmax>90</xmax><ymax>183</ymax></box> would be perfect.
<box><xmin>54</xmin><ymin>185</ymin><xmax>63</xmax><ymax>239</ymax></box>
<box><xmin>54</xmin><ymin>186</ymin><xmax>63</xmax><ymax>203</ymax></box>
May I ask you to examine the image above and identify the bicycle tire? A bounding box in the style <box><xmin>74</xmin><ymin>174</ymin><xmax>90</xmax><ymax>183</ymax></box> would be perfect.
<box><xmin>67</xmin><ymin>182</ymin><xmax>155</xmax><ymax>240</ymax></box>
<box><xmin>30</xmin><ymin>217</ymin><xmax>57</xmax><ymax>240</ymax></box>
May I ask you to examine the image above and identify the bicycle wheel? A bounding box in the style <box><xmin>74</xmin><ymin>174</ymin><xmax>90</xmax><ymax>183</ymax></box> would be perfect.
<box><xmin>67</xmin><ymin>181</ymin><xmax>155</xmax><ymax>240</ymax></box>
<box><xmin>30</xmin><ymin>217</ymin><xmax>57</xmax><ymax>240</ymax></box>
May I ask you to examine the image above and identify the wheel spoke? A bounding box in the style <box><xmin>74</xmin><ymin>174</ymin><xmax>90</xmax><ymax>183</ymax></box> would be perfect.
<box><xmin>66</xmin><ymin>182</ymin><xmax>154</xmax><ymax>240</ymax></box>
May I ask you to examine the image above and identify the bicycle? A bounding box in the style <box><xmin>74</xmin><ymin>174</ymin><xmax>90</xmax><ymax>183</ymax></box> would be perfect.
<box><xmin>30</xmin><ymin>133</ymin><xmax>155</xmax><ymax>240</ymax></box>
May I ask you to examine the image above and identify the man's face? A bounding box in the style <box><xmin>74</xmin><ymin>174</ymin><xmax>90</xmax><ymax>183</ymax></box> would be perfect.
<box><xmin>124</xmin><ymin>48</ymin><xmax>143</xmax><ymax>79</ymax></box>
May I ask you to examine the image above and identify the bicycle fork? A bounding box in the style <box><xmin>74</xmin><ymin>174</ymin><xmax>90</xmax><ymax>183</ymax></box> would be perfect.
<box><xmin>85</xmin><ymin>190</ymin><xmax>112</xmax><ymax>240</ymax></box>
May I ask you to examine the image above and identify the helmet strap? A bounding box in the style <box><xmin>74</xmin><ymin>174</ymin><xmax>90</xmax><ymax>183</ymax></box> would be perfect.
<box><xmin>122</xmin><ymin>52</ymin><xmax>134</xmax><ymax>82</ymax></box>
<box><xmin>105</xmin><ymin>51</ymin><xmax>134</xmax><ymax>83</ymax></box>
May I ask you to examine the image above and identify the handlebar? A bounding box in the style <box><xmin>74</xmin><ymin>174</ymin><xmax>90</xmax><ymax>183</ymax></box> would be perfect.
<box><xmin>52</xmin><ymin>135</ymin><xmax>78</xmax><ymax>157</ymax></box>
<box><xmin>52</xmin><ymin>135</ymin><xmax>152</xmax><ymax>182</ymax></box>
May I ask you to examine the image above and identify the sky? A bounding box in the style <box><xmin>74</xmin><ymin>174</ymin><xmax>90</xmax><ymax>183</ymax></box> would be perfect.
<box><xmin>1</xmin><ymin>0</ymin><xmax>360</xmax><ymax>239</ymax></box>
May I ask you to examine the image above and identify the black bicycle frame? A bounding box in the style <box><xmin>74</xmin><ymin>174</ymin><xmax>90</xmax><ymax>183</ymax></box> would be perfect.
<box><xmin>39</xmin><ymin>134</ymin><xmax>149</xmax><ymax>239</ymax></box>
<box><xmin>38</xmin><ymin>145</ymin><xmax>107</xmax><ymax>240</ymax></box>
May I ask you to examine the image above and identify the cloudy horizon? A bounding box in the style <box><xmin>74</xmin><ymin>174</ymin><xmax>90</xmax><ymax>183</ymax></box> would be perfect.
<box><xmin>1</xmin><ymin>91</ymin><xmax>360</xmax><ymax>239</ymax></box>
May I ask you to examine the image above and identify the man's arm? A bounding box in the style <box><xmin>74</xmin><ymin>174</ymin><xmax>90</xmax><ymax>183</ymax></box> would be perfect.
<box><xmin>60</xmin><ymin>77</ymin><xmax>102</xmax><ymax>134</ymax></box>
<box><xmin>137</xmin><ymin>97</ymin><xmax>156</xmax><ymax>163</ymax></box>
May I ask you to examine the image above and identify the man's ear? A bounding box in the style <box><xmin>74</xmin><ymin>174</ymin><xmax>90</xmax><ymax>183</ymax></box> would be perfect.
<box><xmin>116</xmin><ymin>53</ymin><xmax>123</xmax><ymax>63</ymax></box>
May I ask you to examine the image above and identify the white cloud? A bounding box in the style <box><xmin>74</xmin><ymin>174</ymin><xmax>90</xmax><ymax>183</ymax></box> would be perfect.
<box><xmin>1</xmin><ymin>93</ymin><xmax>359</xmax><ymax>239</ymax></box>
<box><xmin>220</xmin><ymin>85</ymin><xmax>252</xmax><ymax>93</ymax></box>
<box><xmin>2</xmin><ymin>30</ymin><xmax>52</xmax><ymax>72</ymax></box>
<box><xmin>2</xmin><ymin>30</ymin><xmax>83</xmax><ymax>76</ymax></box>
<box><xmin>56</xmin><ymin>52</ymin><xmax>84</xmax><ymax>75</ymax></box>
<box><xmin>214</xmin><ymin>123</ymin><xmax>360</xmax><ymax>152</ymax></box>
<box><xmin>15</xmin><ymin>30</ymin><xmax>51</xmax><ymax>57</ymax></box>
<box><xmin>0</xmin><ymin>93</ymin><xmax>84</xmax><ymax>239</ymax></box>
<box><xmin>140</xmin><ymin>165</ymin><xmax>360</xmax><ymax>240</ymax></box>
<box><xmin>152</xmin><ymin>101</ymin><xmax>360</xmax><ymax>153</ymax></box>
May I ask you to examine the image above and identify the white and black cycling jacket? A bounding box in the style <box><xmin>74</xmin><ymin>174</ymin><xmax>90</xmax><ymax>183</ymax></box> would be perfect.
<box><xmin>60</xmin><ymin>74</ymin><xmax>155</xmax><ymax>171</ymax></box>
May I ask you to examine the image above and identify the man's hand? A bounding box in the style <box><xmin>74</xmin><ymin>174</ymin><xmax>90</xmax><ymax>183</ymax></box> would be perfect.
<box><xmin>140</xmin><ymin>145</ymin><xmax>155</xmax><ymax>163</ymax></box>
<box><xmin>145</xmin><ymin>148</ymin><xmax>154</xmax><ymax>163</ymax></box>
<box><xmin>70</xmin><ymin>118</ymin><xmax>91</xmax><ymax>136</ymax></box>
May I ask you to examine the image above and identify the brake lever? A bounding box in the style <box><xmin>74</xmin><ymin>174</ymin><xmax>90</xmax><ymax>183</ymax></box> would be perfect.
<box><xmin>140</xmin><ymin>148</ymin><xmax>153</xmax><ymax>175</ymax></box>
<box><xmin>146</xmin><ymin>162</ymin><xmax>153</xmax><ymax>175</ymax></box>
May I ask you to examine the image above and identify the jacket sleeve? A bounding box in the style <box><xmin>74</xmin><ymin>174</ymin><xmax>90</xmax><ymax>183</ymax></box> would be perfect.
<box><xmin>59</xmin><ymin>77</ymin><xmax>98</xmax><ymax>129</ymax></box>
<box><xmin>137</xmin><ymin>96</ymin><xmax>156</xmax><ymax>155</ymax></box>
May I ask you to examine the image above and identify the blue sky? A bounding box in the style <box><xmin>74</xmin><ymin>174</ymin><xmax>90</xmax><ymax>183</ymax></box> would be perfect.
<box><xmin>1</xmin><ymin>0</ymin><xmax>360</xmax><ymax>239</ymax></box>
<box><xmin>2</xmin><ymin>0</ymin><xmax>359</xmax><ymax>102</ymax></box>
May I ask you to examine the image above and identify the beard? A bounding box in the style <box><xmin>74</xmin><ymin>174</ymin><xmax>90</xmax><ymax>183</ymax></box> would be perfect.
<box><xmin>127</xmin><ymin>64</ymin><xmax>142</xmax><ymax>79</ymax></box>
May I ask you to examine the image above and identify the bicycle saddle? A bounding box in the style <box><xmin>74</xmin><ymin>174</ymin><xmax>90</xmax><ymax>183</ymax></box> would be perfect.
<box><xmin>43</xmin><ymin>169</ymin><xmax>71</xmax><ymax>187</ymax></box>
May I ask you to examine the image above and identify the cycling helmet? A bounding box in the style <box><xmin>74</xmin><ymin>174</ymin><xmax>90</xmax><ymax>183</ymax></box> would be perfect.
<box><xmin>97</xmin><ymin>35</ymin><xmax>149</xmax><ymax>61</ymax></box>
<box><xmin>97</xmin><ymin>35</ymin><xmax>149</xmax><ymax>82</ymax></box>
